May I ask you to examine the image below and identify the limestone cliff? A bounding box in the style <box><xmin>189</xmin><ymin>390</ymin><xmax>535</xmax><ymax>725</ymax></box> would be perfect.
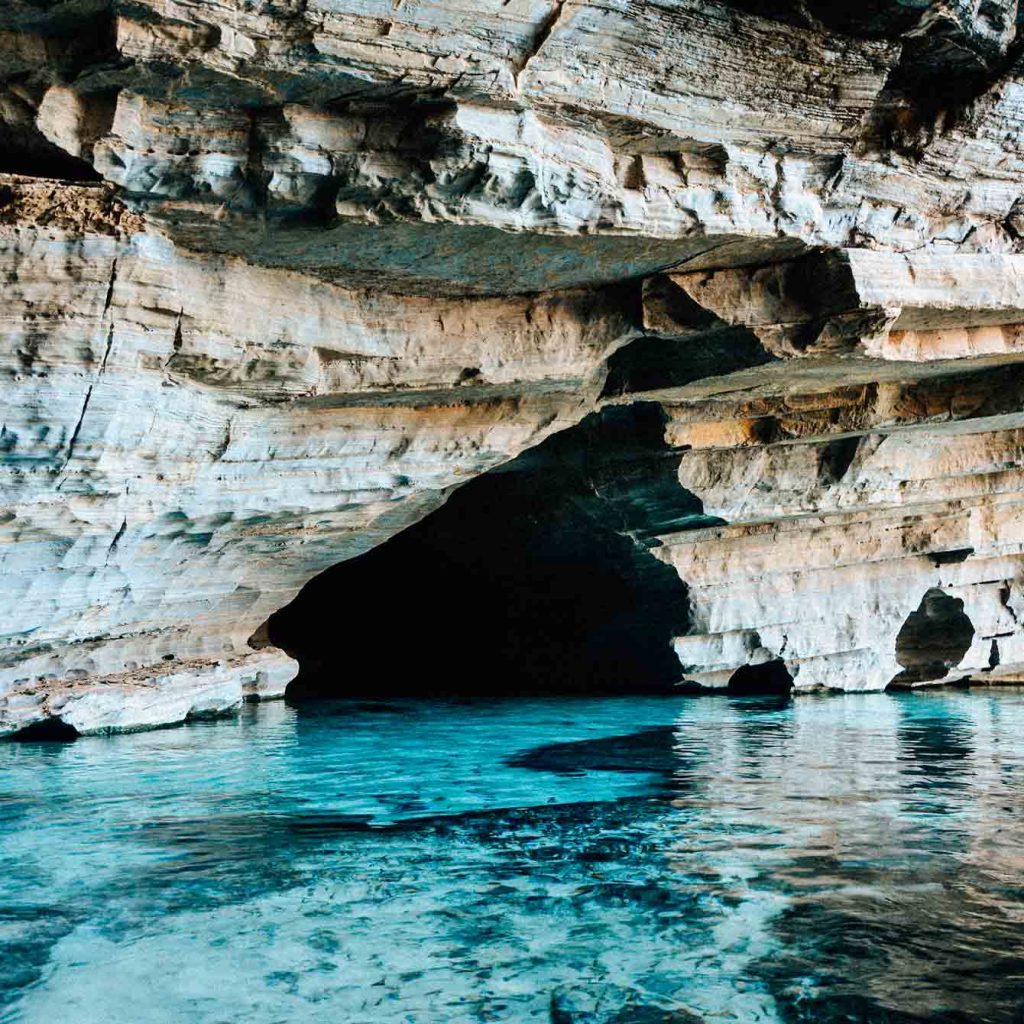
<box><xmin>4</xmin><ymin>0</ymin><xmax>1024</xmax><ymax>733</ymax></box>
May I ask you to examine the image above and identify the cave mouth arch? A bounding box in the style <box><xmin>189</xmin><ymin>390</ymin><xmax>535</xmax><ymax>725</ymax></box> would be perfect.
<box><xmin>727</xmin><ymin>659</ymin><xmax>794</xmax><ymax>696</ymax></box>
<box><xmin>892</xmin><ymin>588</ymin><xmax>975</xmax><ymax>687</ymax></box>
<box><xmin>8</xmin><ymin>718</ymin><xmax>79</xmax><ymax>743</ymax></box>
<box><xmin>268</xmin><ymin>405</ymin><xmax>714</xmax><ymax>699</ymax></box>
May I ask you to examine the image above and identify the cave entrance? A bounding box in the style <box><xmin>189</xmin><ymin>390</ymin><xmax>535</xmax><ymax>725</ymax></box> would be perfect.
<box><xmin>9</xmin><ymin>718</ymin><xmax>79</xmax><ymax>742</ymax></box>
<box><xmin>268</xmin><ymin>404</ymin><xmax>716</xmax><ymax>699</ymax></box>
<box><xmin>892</xmin><ymin>589</ymin><xmax>975</xmax><ymax>686</ymax></box>
<box><xmin>727</xmin><ymin>659</ymin><xmax>794</xmax><ymax>696</ymax></box>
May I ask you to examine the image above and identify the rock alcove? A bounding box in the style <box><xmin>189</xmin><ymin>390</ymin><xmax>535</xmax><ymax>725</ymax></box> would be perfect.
<box><xmin>728</xmin><ymin>660</ymin><xmax>795</xmax><ymax>696</ymax></box>
<box><xmin>268</xmin><ymin>405</ymin><xmax>709</xmax><ymax>698</ymax></box>
<box><xmin>892</xmin><ymin>589</ymin><xmax>976</xmax><ymax>687</ymax></box>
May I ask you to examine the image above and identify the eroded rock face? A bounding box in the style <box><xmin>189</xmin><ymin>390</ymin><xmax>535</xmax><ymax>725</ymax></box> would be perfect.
<box><xmin>651</xmin><ymin>352</ymin><xmax>1024</xmax><ymax>692</ymax></box>
<box><xmin>6</xmin><ymin>1</ymin><xmax>1024</xmax><ymax>731</ymax></box>
<box><xmin>0</xmin><ymin>176</ymin><xmax>629</xmax><ymax>732</ymax></box>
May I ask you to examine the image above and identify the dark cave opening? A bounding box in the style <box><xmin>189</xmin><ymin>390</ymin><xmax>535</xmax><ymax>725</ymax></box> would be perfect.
<box><xmin>602</xmin><ymin>275</ymin><xmax>776</xmax><ymax>400</ymax></box>
<box><xmin>601</xmin><ymin>324</ymin><xmax>774</xmax><ymax>397</ymax></box>
<box><xmin>269</xmin><ymin>404</ymin><xmax>720</xmax><ymax>699</ymax></box>
<box><xmin>8</xmin><ymin>718</ymin><xmax>79</xmax><ymax>742</ymax></box>
<box><xmin>0</xmin><ymin>127</ymin><xmax>103</xmax><ymax>182</ymax></box>
<box><xmin>892</xmin><ymin>588</ymin><xmax>975</xmax><ymax>687</ymax></box>
<box><xmin>727</xmin><ymin>659</ymin><xmax>795</xmax><ymax>696</ymax></box>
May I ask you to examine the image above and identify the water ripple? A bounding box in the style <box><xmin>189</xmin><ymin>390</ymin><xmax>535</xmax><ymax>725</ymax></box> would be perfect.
<box><xmin>2</xmin><ymin>692</ymin><xmax>1024</xmax><ymax>1022</ymax></box>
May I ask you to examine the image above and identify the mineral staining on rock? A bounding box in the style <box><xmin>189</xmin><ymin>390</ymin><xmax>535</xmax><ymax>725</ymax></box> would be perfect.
<box><xmin>5</xmin><ymin>1</ymin><xmax>1024</xmax><ymax>732</ymax></box>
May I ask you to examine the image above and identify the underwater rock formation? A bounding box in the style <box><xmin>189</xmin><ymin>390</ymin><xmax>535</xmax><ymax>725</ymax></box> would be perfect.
<box><xmin>5</xmin><ymin>0</ymin><xmax>1024</xmax><ymax>732</ymax></box>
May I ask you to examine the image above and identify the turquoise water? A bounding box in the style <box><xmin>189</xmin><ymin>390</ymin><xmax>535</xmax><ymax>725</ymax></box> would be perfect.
<box><xmin>3</xmin><ymin>691</ymin><xmax>1024</xmax><ymax>1023</ymax></box>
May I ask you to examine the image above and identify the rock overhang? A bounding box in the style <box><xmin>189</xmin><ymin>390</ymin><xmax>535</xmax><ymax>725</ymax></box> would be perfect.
<box><xmin>5</xmin><ymin>0</ymin><xmax>1024</xmax><ymax>732</ymax></box>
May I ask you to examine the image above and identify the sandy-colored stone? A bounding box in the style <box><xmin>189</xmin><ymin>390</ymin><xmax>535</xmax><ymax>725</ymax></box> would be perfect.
<box><xmin>7</xmin><ymin>2</ymin><xmax>1024</xmax><ymax>727</ymax></box>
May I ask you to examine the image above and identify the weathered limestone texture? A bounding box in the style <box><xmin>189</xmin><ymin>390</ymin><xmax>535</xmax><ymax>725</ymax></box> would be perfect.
<box><xmin>5</xmin><ymin>0</ymin><xmax>1024</xmax><ymax>730</ymax></box>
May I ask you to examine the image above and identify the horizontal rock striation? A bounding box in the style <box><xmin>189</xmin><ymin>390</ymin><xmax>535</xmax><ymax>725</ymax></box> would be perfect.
<box><xmin>5</xmin><ymin>1</ymin><xmax>1024</xmax><ymax>730</ymax></box>
<box><xmin>0</xmin><ymin>176</ymin><xmax>626</xmax><ymax>731</ymax></box>
<box><xmin>652</xmin><ymin>352</ymin><xmax>1024</xmax><ymax>691</ymax></box>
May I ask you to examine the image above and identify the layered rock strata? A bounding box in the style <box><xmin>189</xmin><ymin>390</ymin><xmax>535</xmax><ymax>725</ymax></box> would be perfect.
<box><xmin>5</xmin><ymin>1</ymin><xmax>1024</xmax><ymax>730</ymax></box>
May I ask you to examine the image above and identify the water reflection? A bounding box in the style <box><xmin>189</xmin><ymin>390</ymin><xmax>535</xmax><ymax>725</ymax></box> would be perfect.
<box><xmin>3</xmin><ymin>693</ymin><xmax>1024</xmax><ymax>1022</ymax></box>
<box><xmin>898</xmin><ymin>696</ymin><xmax>975</xmax><ymax>782</ymax></box>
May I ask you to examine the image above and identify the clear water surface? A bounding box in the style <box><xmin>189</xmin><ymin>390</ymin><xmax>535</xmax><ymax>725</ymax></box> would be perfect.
<box><xmin>3</xmin><ymin>691</ymin><xmax>1024</xmax><ymax>1023</ymax></box>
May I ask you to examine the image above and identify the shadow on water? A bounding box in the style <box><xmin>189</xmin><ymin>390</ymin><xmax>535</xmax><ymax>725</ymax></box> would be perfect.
<box><xmin>726</xmin><ymin>693</ymin><xmax>795</xmax><ymax>713</ymax></box>
<box><xmin>8</xmin><ymin>692</ymin><xmax>1024</xmax><ymax>1022</ymax></box>
<box><xmin>897</xmin><ymin>697</ymin><xmax>976</xmax><ymax>822</ymax></box>
<box><xmin>0</xmin><ymin>906</ymin><xmax>80</xmax><ymax>1009</ymax></box>
<box><xmin>755</xmin><ymin>872</ymin><xmax>1024</xmax><ymax>1024</ymax></box>
<box><xmin>506</xmin><ymin>726</ymin><xmax>681</xmax><ymax>777</ymax></box>
<box><xmin>897</xmin><ymin>703</ymin><xmax>974</xmax><ymax>784</ymax></box>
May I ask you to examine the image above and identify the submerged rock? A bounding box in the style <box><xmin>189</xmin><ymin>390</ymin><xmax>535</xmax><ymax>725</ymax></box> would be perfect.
<box><xmin>507</xmin><ymin>728</ymin><xmax>681</xmax><ymax>776</ymax></box>
<box><xmin>550</xmin><ymin>984</ymin><xmax>704</xmax><ymax>1023</ymax></box>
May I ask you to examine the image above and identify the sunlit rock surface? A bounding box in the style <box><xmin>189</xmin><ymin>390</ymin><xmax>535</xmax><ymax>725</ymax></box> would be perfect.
<box><xmin>7</xmin><ymin>1</ymin><xmax>1024</xmax><ymax>730</ymax></box>
<box><xmin>0</xmin><ymin>177</ymin><xmax>625</xmax><ymax>732</ymax></box>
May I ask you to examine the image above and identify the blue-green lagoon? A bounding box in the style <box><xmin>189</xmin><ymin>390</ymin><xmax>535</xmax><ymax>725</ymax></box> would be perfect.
<box><xmin>3</xmin><ymin>691</ymin><xmax>1024</xmax><ymax>1023</ymax></box>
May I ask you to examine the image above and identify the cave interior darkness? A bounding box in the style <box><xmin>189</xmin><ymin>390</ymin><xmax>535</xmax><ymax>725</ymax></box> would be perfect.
<box><xmin>268</xmin><ymin>401</ymin><xmax>984</xmax><ymax>701</ymax></box>
<box><xmin>269</xmin><ymin>404</ymin><xmax>723</xmax><ymax>699</ymax></box>
<box><xmin>892</xmin><ymin>589</ymin><xmax>976</xmax><ymax>687</ymax></box>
